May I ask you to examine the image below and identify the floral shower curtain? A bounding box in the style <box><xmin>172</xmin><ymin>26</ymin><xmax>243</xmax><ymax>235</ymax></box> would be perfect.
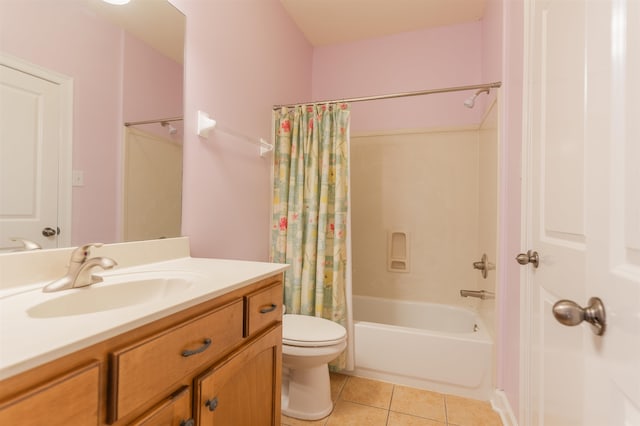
<box><xmin>270</xmin><ymin>103</ymin><xmax>352</xmax><ymax>367</ymax></box>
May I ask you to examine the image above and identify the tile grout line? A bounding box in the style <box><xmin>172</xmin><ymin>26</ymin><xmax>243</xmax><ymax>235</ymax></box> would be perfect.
<box><xmin>444</xmin><ymin>394</ymin><xmax>449</xmax><ymax>426</ymax></box>
<box><xmin>385</xmin><ymin>384</ymin><xmax>396</xmax><ymax>425</ymax></box>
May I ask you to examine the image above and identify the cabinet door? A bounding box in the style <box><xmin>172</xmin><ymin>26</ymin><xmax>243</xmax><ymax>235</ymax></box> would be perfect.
<box><xmin>0</xmin><ymin>362</ymin><xmax>99</xmax><ymax>425</ymax></box>
<box><xmin>130</xmin><ymin>386</ymin><xmax>193</xmax><ymax>426</ymax></box>
<box><xmin>195</xmin><ymin>325</ymin><xmax>282</xmax><ymax>426</ymax></box>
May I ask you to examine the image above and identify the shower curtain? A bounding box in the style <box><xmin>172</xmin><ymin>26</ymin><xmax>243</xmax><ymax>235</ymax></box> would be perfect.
<box><xmin>270</xmin><ymin>103</ymin><xmax>353</xmax><ymax>370</ymax></box>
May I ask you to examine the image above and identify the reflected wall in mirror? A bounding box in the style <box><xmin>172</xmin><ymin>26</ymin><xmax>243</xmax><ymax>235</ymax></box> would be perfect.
<box><xmin>0</xmin><ymin>0</ymin><xmax>185</xmax><ymax>251</ymax></box>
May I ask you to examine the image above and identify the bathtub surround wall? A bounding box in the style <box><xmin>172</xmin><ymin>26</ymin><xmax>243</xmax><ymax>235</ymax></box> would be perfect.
<box><xmin>350</xmin><ymin>117</ymin><xmax>498</xmax><ymax>329</ymax></box>
<box><xmin>351</xmin><ymin>128</ymin><xmax>481</xmax><ymax>308</ymax></box>
<box><xmin>477</xmin><ymin>102</ymin><xmax>499</xmax><ymax>338</ymax></box>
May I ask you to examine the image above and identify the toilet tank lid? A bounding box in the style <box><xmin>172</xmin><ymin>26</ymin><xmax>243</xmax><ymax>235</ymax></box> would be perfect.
<box><xmin>282</xmin><ymin>314</ymin><xmax>346</xmax><ymax>345</ymax></box>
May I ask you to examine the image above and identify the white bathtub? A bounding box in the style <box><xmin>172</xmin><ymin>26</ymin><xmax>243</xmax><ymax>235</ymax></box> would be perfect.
<box><xmin>350</xmin><ymin>295</ymin><xmax>493</xmax><ymax>400</ymax></box>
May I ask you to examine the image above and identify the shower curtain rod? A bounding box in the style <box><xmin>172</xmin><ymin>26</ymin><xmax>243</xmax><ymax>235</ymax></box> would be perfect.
<box><xmin>124</xmin><ymin>116</ymin><xmax>183</xmax><ymax>127</ymax></box>
<box><xmin>272</xmin><ymin>81</ymin><xmax>502</xmax><ymax>110</ymax></box>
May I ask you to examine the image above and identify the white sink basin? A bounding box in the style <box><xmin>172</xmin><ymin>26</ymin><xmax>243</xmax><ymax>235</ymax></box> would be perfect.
<box><xmin>27</xmin><ymin>274</ymin><xmax>197</xmax><ymax>318</ymax></box>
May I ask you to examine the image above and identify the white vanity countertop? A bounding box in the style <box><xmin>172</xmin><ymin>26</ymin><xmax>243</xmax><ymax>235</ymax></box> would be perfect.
<box><xmin>0</xmin><ymin>256</ymin><xmax>288</xmax><ymax>380</ymax></box>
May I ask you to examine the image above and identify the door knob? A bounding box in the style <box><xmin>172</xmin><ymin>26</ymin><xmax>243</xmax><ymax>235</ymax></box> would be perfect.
<box><xmin>42</xmin><ymin>226</ymin><xmax>60</xmax><ymax>237</ymax></box>
<box><xmin>552</xmin><ymin>297</ymin><xmax>606</xmax><ymax>336</ymax></box>
<box><xmin>42</xmin><ymin>227</ymin><xmax>56</xmax><ymax>237</ymax></box>
<box><xmin>516</xmin><ymin>250</ymin><xmax>539</xmax><ymax>268</ymax></box>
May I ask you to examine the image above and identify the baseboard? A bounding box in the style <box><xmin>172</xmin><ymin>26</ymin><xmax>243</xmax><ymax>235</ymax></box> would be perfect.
<box><xmin>491</xmin><ymin>389</ymin><xmax>518</xmax><ymax>426</ymax></box>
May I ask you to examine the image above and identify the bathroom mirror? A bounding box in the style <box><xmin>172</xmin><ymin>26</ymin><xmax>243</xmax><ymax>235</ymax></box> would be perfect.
<box><xmin>0</xmin><ymin>0</ymin><xmax>185</xmax><ymax>251</ymax></box>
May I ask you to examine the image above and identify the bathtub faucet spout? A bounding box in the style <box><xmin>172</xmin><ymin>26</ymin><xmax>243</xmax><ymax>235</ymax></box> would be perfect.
<box><xmin>460</xmin><ymin>289</ymin><xmax>495</xmax><ymax>300</ymax></box>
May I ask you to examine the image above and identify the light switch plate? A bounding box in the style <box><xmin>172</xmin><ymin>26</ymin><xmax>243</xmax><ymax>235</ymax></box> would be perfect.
<box><xmin>72</xmin><ymin>170</ymin><xmax>84</xmax><ymax>187</ymax></box>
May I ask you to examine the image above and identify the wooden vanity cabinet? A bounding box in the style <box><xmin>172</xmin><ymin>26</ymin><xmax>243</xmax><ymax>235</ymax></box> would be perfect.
<box><xmin>0</xmin><ymin>274</ymin><xmax>283</xmax><ymax>426</ymax></box>
<box><xmin>0</xmin><ymin>361</ymin><xmax>100</xmax><ymax>425</ymax></box>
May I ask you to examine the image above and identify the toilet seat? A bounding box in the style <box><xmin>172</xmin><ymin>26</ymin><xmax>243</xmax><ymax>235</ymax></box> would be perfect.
<box><xmin>283</xmin><ymin>314</ymin><xmax>346</xmax><ymax>347</ymax></box>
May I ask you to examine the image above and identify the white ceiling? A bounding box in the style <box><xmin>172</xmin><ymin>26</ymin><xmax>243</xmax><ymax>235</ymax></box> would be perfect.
<box><xmin>280</xmin><ymin>0</ymin><xmax>487</xmax><ymax>46</ymax></box>
<box><xmin>86</xmin><ymin>0</ymin><xmax>185</xmax><ymax>63</ymax></box>
<box><xmin>86</xmin><ymin>0</ymin><xmax>486</xmax><ymax>62</ymax></box>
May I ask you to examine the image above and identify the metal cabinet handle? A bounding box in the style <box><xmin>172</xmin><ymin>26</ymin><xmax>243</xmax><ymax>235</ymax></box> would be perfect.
<box><xmin>181</xmin><ymin>338</ymin><xmax>212</xmax><ymax>357</ymax></box>
<box><xmin>259</xmin><ymin>303</ymin><xmax>277</xmax><ymax>314</ymax></box>
<box><xmin>205</xmin><ymin>396</ymin><xmax>219</xmax><ymax>412</ymax></box>
<box><xmin>552</xmin><ymin>297</ymin><xmax>606</xmax><ymax>336</ymax></box>
<box><xmin>180</xmin><ymin>419</ymin><xmax>195</xmax><ymax>426</ymax></box>
<box><xmin>516</xmin><ymin>250</ymin><xmax>539</xmax><ymax>268</ymax></box>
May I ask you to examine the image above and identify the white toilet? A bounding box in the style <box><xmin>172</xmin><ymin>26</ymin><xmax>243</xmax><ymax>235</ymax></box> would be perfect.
<box><xmin>281</xmin><ymin>314</ymin><xmax>347</xmax><ymax>420</ymax></box>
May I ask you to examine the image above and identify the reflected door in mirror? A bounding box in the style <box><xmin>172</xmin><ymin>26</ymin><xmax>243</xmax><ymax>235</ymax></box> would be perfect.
<box><xmin>0</xmin><ymin>61</ymin><xmax>71</xmax><ymax>250</ymax></box>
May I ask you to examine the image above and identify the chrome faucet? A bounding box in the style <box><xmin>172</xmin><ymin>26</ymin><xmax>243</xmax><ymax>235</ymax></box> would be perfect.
<box><xmin>459</xmin><ymin>289</ymin><xmax>495</xmax><ymax>300</ymax></box>
<box><xmin>0</xmin><ymin>237</ymin><xmax>42</xmax><ymax>252</ymax></box>
<box><xmin>43</xmin><ymin>243</ymin><xmax>117</xmax><ymax>292</ymax></box>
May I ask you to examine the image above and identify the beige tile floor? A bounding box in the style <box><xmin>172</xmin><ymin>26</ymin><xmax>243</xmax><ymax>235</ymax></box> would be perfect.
<box><xmin>281</xmin><ymin>374</ymin><xmax>503</xmax><ymax>426</ymax></box>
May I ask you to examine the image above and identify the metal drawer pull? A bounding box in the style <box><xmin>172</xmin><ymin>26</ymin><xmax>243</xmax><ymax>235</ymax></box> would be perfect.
<box><xmin>205</xmin><ymin>396</ymin><xmax>219</xmax><ymax>412</ymax></box>
<box><xmin>181</xmin><ymin>338</ymin><xmax>212</xmax><ymax>357</ymax></box>
<box><xmin>259</xmin><ymin>303</ymin><xmax>277</xmax><ymax>314</ymax></box>
<box><xmin>180</xmin><ymin>419</ymin><xmax>195</xmax><ymax>426</ymax></box>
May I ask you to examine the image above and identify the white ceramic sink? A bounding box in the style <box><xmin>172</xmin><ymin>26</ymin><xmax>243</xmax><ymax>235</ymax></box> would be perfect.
<box><xmin>27</xmin><ymin>274</ymin><xmax>197</xmax><ymax>318</ymax></box>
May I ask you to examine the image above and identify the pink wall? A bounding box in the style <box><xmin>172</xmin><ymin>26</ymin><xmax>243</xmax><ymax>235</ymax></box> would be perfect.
<box><xmin>169</xmin><ymin>0</ymin><xmax>312</xmax><ymax>260</ymax></box>
<box><xmin>312</xmin><ymin>22</ymin><xmax>485</xmax><ymax>133</ymax></box>
<box><xmin>481</xmin><ymin>0</ymin><xmax>503</xmax><ymax>109</ymax></box>
<box><xmin>0</xmin><ymin>0</ymin><xmax>184</xmax><ymax>246</ymax></box>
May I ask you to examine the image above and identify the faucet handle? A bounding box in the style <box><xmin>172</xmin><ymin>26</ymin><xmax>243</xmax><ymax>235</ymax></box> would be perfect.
<box><xmin>70</xmin><ymin>243</ymin><xmax>104</xmax><ymax>263</ymax></box>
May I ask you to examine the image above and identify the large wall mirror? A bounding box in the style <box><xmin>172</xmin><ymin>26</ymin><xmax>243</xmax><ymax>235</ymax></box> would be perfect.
<box><xmin>0</xmin><ymin>0</ymin><xmax>185</xmax><ymax>251</ymax></box>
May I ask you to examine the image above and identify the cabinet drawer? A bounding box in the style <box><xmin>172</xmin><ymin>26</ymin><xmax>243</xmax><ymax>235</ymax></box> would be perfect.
<box><xmin>129</xmin><ymin>386</ymin><xmax>192</xmax><ymax>426</ymax></box>
<box><xmin>110</xmin><ymin>299</ymin><xmax>244</xmax><ymax>422</ymax></box>
<box><xmin>0</xmin><ymin>362</ymin><xmax>100</xmax><ymax>426</ymax></box>
<box><xmin>245</xmin><ymin>282</ymin><xmax>282</xmax><ymax>337</ymax></box>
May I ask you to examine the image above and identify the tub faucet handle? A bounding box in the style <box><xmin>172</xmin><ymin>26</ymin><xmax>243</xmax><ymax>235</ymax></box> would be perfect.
<box><xmin>472</xmin><ymin>254</ymin><xmax>494</xmax><ymax>279</ymax></box>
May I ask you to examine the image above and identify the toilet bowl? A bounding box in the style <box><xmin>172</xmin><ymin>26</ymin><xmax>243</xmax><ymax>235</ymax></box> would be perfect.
<box><xmin>281</xmin><ymin>314</ymin><xmax>347</xmax><ymax>420</ymax></box>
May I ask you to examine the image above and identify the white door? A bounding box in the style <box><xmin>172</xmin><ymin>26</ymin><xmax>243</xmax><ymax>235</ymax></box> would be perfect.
<box><xmin>0</xmin><ymin>56</ymin><xmax>71</xmax><ymax>250</ymax></box>
<box><xmin>522</xmin><ymin>0</ymin><xmax>640</xmax><ymax>425</ymax></box>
